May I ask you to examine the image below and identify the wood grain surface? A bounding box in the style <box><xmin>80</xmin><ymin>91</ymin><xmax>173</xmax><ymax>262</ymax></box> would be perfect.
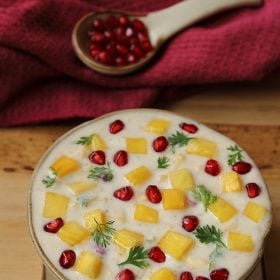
<box><xmin>0</xmin><ymin>78</ymin><xmax>279</xmax><ymax>280</ymax></box>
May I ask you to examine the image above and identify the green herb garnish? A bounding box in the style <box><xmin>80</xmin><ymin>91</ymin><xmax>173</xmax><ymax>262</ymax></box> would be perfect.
<box><xmin>88</xmin><ymin>162</ymin><xmax>113</xmax><ymax>181</ymax></box>
<box><xmin>227</xmin><ymin>145</ymin><xmax>243</xmax><ymax>165</ymax></box>
<box><xmin>168</xmin><ymin>131</ymin><xmax>194</xmax><ymax>152</ymax></box>
<box><xmin>92</xmin><ymin>219</ymin><xmax>116</xmax><ymax>248</ymax></box>
<box><xmin>209</xmin><ymin>244</ymin><xmax>225</xmax><ymax>269</ymax></box>
<box><xmin>157</xmin><ymin>156</ymin><xmax>170</xmax><ymax>169</ymax></box>
<box><xmin>75</xmin><ymin>135</ymin><xmax>93</xmax><ymax>146</ymax></box>
<box><xmin>118</xmin><ymin>246</ymin><xmax>149</xmax><ymax>269</ymax></box>
<box><xmin>42</xmin><ymin>170</ymin><xmax>57</xmax><ymax>188</ymax></box>
<box><xmin>77</xmin><ymin>195</ymin><xmax>91</xmax><ymax>208</ymax></box>
<box><xmin>192</xmin><ymin>185</ymin><xmax>217</xmax><ymax>211</ymax></box>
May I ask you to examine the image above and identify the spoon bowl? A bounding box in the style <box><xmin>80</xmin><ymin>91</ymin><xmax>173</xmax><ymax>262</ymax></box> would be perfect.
<box><xmin>72</xmin><ymin>0</ymin><xmax>263</xmax><ymax>75</ymax></box>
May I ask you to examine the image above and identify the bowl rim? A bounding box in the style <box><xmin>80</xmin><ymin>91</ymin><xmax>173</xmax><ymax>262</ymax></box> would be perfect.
<box><xmin>28</xmin><ymin>108</ymin><xmax>273</xmax><ymax>280</ymax></box>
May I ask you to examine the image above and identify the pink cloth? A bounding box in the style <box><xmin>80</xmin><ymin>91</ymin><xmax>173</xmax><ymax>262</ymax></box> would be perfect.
<box><xmin>0</xmin><ymin>0</ymin><xmax>280</xmax><ymax>126</ymax></box>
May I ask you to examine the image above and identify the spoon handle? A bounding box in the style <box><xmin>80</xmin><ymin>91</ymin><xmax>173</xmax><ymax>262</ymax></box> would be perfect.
<box><xmin>145</xmin><ymin>0</ymin><xmax>262</xmax><ymax>45</ymax></box>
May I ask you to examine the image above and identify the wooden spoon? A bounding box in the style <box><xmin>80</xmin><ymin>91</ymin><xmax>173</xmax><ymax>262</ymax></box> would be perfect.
<box><xmin>72</xmin><ymin>0</ymin><xmax>262</xmax><ymax>75</ymax></box>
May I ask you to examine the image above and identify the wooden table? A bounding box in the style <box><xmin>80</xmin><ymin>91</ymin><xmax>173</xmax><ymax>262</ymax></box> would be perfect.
<box><xmin>0</xmin><ymin>77</ymin><xmax>279</xmax><ymax>280</ymax></box>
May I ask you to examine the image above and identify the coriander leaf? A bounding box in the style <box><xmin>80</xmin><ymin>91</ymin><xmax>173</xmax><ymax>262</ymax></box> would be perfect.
<box><xmin>88</xmin><ymin>162</ymin><xmax>113</xmax><ymax>181</ymax></box>
<box><xmin>157</xmin><ymin>156</ymin><xmax>170</xmax><ymax>169</ymax></box>
<box><xmin>227</xmin><ymin>145</ymin><xmax>243</xmax><ymax>165</ymax></box>
<box><xmin>118</xmin><ymin>246</ymin><xmax>149</xmax><ymax>269</ymax></box>
<box><xmin>168</xmin><ymin>131</ymin><xmax>194</xmax><ymax>152</ymax></box>
<box><xmin>75</xmin><ymin>135</ymin><xmax>93</xmax><ymax>146</ymax></box>
<box><xmin>42</xmin><ymin>170</ymin><xmax>57</xmax><ymax>188</ymax></box>
<box><xmin>92</xmin><ymin>219</ymin><xmax>116</xmax><ymax>248</ymax></box>
<box><xmin>192</xmin><ymin>185</ymin><xmax>217</xmax><ymax>211</ymax></box>
<box><xmin>194</xmin><ymin>225</ymin><xmax>227</xmax><ymax>248</ymax></box>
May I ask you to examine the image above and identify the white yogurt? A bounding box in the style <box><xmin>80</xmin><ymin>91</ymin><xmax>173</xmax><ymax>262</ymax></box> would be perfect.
<box><xmin>29</xmin><ymin>109</ymin><xmax>272</xmax><ymax>280</ymax></box>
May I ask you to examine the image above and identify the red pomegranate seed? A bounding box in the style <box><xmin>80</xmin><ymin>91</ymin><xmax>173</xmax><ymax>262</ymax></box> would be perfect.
<box><xmin>92</xmin><ymin>18</ymin><xmax>105</xmax><ymax>32</ymax></box>
<box><xmin>116</xmin><ymin>269</ymin><xmax>135</xmax><ymax>280</ymax></box>
<box><xmin>116</xmin><ymin>27</ymin><xmax>125</xmax><ymax>36</ymax></box>
<box><xmin>182</xmin><ymin>215</ymin><xmax>199</xmax><ymax>232</ymax></box>
<box><xmin>145</xmin><ymin>185</ymin><xmax>162</xmax><ymax>203</ymax></box>
<box><xmin>119</xmin><ymin>15</ymin><xmax>129</xmax><ymax>27</ymax></box>
<box><xmin>110</xmin><ymin>119</ymin><xmax>125</xmax><ymax>134</ymax></box>
<box><xmin>148</xmin><ymin>247</ymin><xmax>166</xmax><ymax>263</ymax></box>
<box><xmin>196</xmin><ymin>277</ymin><xmax>209</xmax><ymax>280</ymax></box>
<box><xmin>98</xmin><ymin>51</ymin><xmax>114</xmax><ymax>65</ymax></box>
<box><xmin>91</xmin><ymin>32</ymin><xmax>107</xmax><ymax>44</ymax></box>
<box><xmin>180</xmin><ymin>122</ymin><xmax>198</xmax><ymax>134</ymax></box>
<box><xmin>232</xmin><ymin>161</ymin><xmax>252</xmax><ymax>174</ymax></box>
<box><xmin>132</xmin><ymin>19</ymin><xmax>146</xmax><ymax>33</ymax></box>
<box><xmin>246</xmin><ymin>183</ymin><xmax>261</xmax><ymax>198</ymax></box>
<box><xmin>43</xmin><ymin>218</ymin><xmax>64</xmax><ymax>233</ymax></box>
<box><xmin>152</xmin><ymin>136</ymin><xmax>168</xmax><ymax>152</ymax></box>
<box><xmin>115</xmin><ymin>56</ymin><xmax>126</xmax><ymax>66</ymax></box>
<box><xmin>90</xmin><ymin>49</ymin><xmax>100</xmax><ymax>59</ymax></box>
<box><xmin>142</xmin><ymin>41</ymin><xmax>153</xmax><ymax>53</ymax></box>
<box><xmin>104</xmin><ymin>30</ymin><xmax>117</xmax><ymax>41</ymax></box>
<box><xmin>127</xmin><ymin>53</ymin><xmax>138</xmax><ymax>63</ymax></box>
<box><xmin>125</xmin><ymin>27</ymin><xmax>134</xmax><ymax>37</ymax></box>
<box><xmin>210</xmin><ymin>268</ymin><xmax>229</xmax><ymax>280</ymax></box>
<box><xmin>106</xmin><ymin>43</ymin><xmax>117</xmax><ymax>57</ymax></box>
<box><xmin>205</xmin><ymin>159</ymin><xmax>221</xmax><ymax>176</ymax></box>
<box><xmin>116</xmin><ymin>44</ymin><xmax>129</xmax><ymax>56</ymax></box>
<box><xmin>131</xmin><ymin>44</ymin><xmax>144</xmax><ymax>58</ymax></box>
<box><xmin>114</xmin><ymin>150</ymin><xmax>128</xmax><ymax>166</ymax></box>
<box><xmin>89</xmin><ymin>150</ymin><xmax>106</xmax><ymax>165</ymax></box>
<box><xmin>90</xmin><ymin>43</ymin><xmax>102</xmax><ymax>51</ymax></box>
<box><xmin>138</xmin><ymin>32</ymin><xmax>149</xmax><ymax>43</ymax></box>
<box><xmin>180</xmin><ymin>271</ymin><xmax>194</xmax><ymax>280</ymax></box>
<box><xmin>114</xmin><ymin>186</ymin><xmax>134</xmax><ymax>201</ymax></box>
<box><xmin>59</xmin><ymin>250</ymin><xmax>76</xmax><ymax>269</ymax></box>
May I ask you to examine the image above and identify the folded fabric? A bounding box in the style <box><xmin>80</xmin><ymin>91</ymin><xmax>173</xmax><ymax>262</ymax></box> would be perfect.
<box><xmin>0</xmin><ymin>0</ymin><xmax>280</xmax><ymax>126</ymax></box>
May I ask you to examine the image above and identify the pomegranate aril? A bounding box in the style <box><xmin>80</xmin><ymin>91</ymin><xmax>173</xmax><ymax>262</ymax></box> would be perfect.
<box><xmin>44</xmin><ymin>217</ymin><xmax>64</xmax><ymax>233</ymax></box>
<box><xmin>180</xmin><ymin>271</ymin><xmax>194</xmax><ymax>280</ymax></box>
<box><xmin>119</xmin><ymin>15</ymin><xmax>129</xmax><ymax>27</ymax></box>
<box><xmin>114</xmin><ymin>150</ymin><xmax>128</xmax><ymax>166</ymax></box>
<box><xmin>148</xmin><ymin>246</ymin><xmax>166</xmax><ymax>263</ymax></box>
<box><xmin>92</xmin><ymin>18</ymin><xmax>105</xmax><ymax>32</ymax></box>
<box><xmin>116</xmin><ymin>44</ymin><xmax>129</xmax><ymax>56</ymax></box>
<box><xmin>246</xmin><ymin>183</ymin><xmax>261</xmax><ymax>198</ymax></box>
<box><xmin>116</xmin><ymin>269</ymin><xmax>135</xmax><ymax>280</ymax></box>
<box><xmin>110</xmin><ymin>119</ymin><xmax>125</xmax><ymax>134</ymax></box>
<box><xmin>205</xmin><ymin>159</ymin><xmax>220</xmax><ymax>176</ymax></box>
<box><xmin>89</xmin><ymin>150</ymin><xmax>106</xmax><ymax>165</ymax></box>
<box><xmin>131</xmin><ymin>44</ymin><xmax>144</xmax><ymax>58</ymax></box>
<box><xmin>114</xmin><ymin>186</ymin><xmax>134</xmax><ymax>201</ymax></box>
<box><xmin>182</xmin><ymin>215</ymin><xmax>199</xmax><ymax>232</ymax></box>
<box><xmin>125</xmin><ymin>27</ymin><xmax>134</xmax><ymax>37</ymax></box>
<box><xmin>90</xmin><ymin>32</ymin><xmax>107</xmax><ymax>44</ymax></box>
<box><xmin>210</xmin><ymin>268</ymin><xmax>229</xmax><ymax>280</ymax></box>
<box><xmin>90</xmin><ymin>49</ymin><xmax>100</xmax><ymax>59</ymax></box>
<box><xmin>152</xmin><ymin>136</ymin><xmax>169</xmax><ymax>152</ymax></box>
<box><xmin>104</xmin><ymin>30</ymin><xmax>117</xmax><ymax>41</ymax></box>
<box><xmin>116</xmin><ymin>56</ymin><xmax>126</xmax><ymax>66</ymax></box>
<box><xmin>127</xmin><ymin>53</ymin><xmax>138</xmax><ymax>63</ymax></box>
<box><xmin>98</xmin><ymin>51</ymin><xmax>114</xmax><ymax>65</ymax></box>
<box><xmin>106</xmin><ymin>43</ymin><xmax>118</xmax><ymax>57</ymax></box>
<box><xmin>90</xmin><ymin>43</ymin><xmax>103</xmax><ymax>51</ymax></box>
<box><xmin>59</xmin><ymin>250</ymin><xmax>76</xmax><ymax>269</ymax></box>
<box><xmin>232</xmin><ymin>161</ymin><xmax>252</xmax><ymax>174</ymax></box>
<box><xmin>138</xmin><ymin>32</ymin><xmax>149</xmax><ymax>43</ymax></box>
<box><xmin>132</xmin><ymin>19</ymin><xmax>147</xmax><ymax>33</ymax></box>
<box><xmin>180</xmin><ymin>122</ymin><xmax>198</xmax><ymax>134</ymax></box>
<box><xmin>106</xmin><ymin>15</ymin><xmax>119</xmax><ymax>29</ymax></box>
<box><xmin>146</xmin><ymin>185</ymin><xmax>162</xmax><ymax>203</ymax></box>
<box><xmin>142</xmin><ymin>40</ymin><xmax>153</xmax><ymax>53</ymax></box>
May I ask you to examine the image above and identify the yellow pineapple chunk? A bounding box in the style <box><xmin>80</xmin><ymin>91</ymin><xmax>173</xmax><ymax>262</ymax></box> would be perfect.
<box><xmin>51</xmin><ymin>155</ymin><xmax>80</xmax><ymax>177</ymax></box>
<box><xmin>228</xmin><ymin>231</ymin><xmax>254</xmax><ymax>252</ymax></box>
<box><xmin>208</xmin><ymin>198</ymin><xmax>237</xmax><ymax>222</ymax></box>
<box><xmin>43</xmin><ymin>192</ymin><xmax>69</xmax><ymax>218</ymax></box>
<box><xmin>126</xmin><ymin>138</ymin><xmax>147</xmax><ymax>154</ymax></box>
<box><xmin>168</xmin><ymin>168</ymin><xmax>195</xmax><ymax>191</ymax></box>
<box><xmin>125</xmin><ymin>166</ymin><xmax>151</xmax><ymax>186</ymax></box>
<box><xmin>133</xmin><ymin>204</ymin><xmax>159</xmax><ymax>223</ymax></box>
<box><xmin>150</xmin><ymin>268</ymin><xmax>176</xmax><ymax>280</ymax></box>
<box><xmin>162</xmin><ymin>189</ymin><xmax>186</xmax><ymax>210</ymax></box>
<box><xmin>243</xmin><ymin>202</ymin><xmax>266</xmax><ymax>223</ymax></box>
<box><xmin>68</xmin><ymin>181</ymin><xmax>96</xmax><ymax>195</ymax></box>
<box><xmin>75</xmin><ymin>251</ymin><xmax>102</xmax><ymax>279</ymax></box>
<box><xmin>157</xmin><ymin>230</ymin><xmax>194</xmax><ymax>260</ymax></box>
<box><xmin>58</xmin><ymin>221</ymin><xmax>90</xmax><ymax>246</ymax></box>
<box><xmin>145</xmin><ymin>119</ymin><xmax>170</xmax><ymax>134</ymax></box>
<box><xmin>221</xmin><ymin>171</ymin><xmax>243</xmax><ymax>192</ymax></box>
<box><xmin>84</xmin><ymin>209</ymin><xmax>106</xmax><ymax>231</ymax></box>
<box><xmin>114</xmin><ymin>229</ymin><xmax>144</xmax><ymax>249</ymax></box>
<box><xmin>186</xmin><ymin>138</ymin><xmax>217</xmax><ymax>157</ymax></box>
<box><xmin>91</xmin><ymin>134</ymin><xmax>107</xmax><ymax>150</ymax></box>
